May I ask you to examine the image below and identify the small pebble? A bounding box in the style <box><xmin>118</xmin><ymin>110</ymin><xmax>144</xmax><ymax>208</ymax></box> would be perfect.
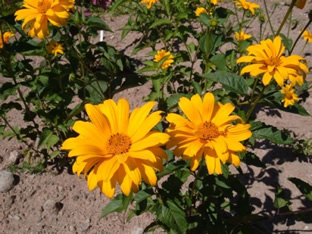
<box><xmin>0</xmin><ymin>170</ymin><xmax>15</xmax><ymax>192</ymax></box>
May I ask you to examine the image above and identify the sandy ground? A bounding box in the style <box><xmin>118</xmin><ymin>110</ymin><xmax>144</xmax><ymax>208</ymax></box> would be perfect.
<box><xmin>1</xmin><ymin>1</ymin><xmax>312</xmax><ymax>233</ymax></box>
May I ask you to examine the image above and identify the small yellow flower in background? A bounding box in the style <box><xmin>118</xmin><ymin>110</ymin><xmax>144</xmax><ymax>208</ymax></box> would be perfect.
<box><xmin>62</xmin><ymin>99</ymin><xmax>169</xmax><ymax>198</ymax></box>
<box><xmin>141</xmin><ymin>0</ymin><xmax>158</xmax><ymax>9</ymax></box>
<box><xmin>280</xmin><ymin>85</ymin><xmax>299</xmax><ymax>108</ymax></box>
<box><xmin>235</xmin><ymin>31</ymin><xmax>252</xmax><ymax>41</ymax></box>
<box><xmin>237</xmin><ymin>36</ymin><xmax>308</xmax><ymax>87</ymax></box>
<box><xmin>195</xmin><ymin>7</ymin><xmax>207</xmax><ymax>17</ymax></box>
<box><xmin>235</xmin><ymin>0</ymin><xmax>260</xmax><ymax>15</ymax></box>
<box><xmin>0</xmin><ymin>32</ymin><xmax>15</xmax><ymax>48</ymax></box>
<box><xmin>296</xmin><ymin>0</ymin><xmax>306</xmax><ymax>9</ymax></box>
<box><xmin>302</xmin><ymin>30</ymin><xmax>312</xmax><ymax>43</ymax></box>
<box><xmin>210</xmin><ymin>0</ymin><xmax>223</xmax><ymax>5</ymax></box>
<box><xmin>154</xmin><ymin>50</ymin><xmax>174</xmax><ymax>69</ymax></box>
<box><xmin>15</xmin><ymin>0</ymin><xmax>75</xmax><ymax>39</ymax></box>
<box><xmin>166</xmin><ymin>93</ymin><xmax>252</xmax><ymax>175</ymax></box>
<box><xmin>47</xmin><ymin>40</ymin><xmax>64</xmax><ymax>56</ymax></box>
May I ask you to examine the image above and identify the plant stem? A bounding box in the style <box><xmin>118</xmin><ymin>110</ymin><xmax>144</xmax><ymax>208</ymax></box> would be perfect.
<box><xmin>290</xmin><ymin>19</ymin><xmax>312</xmax><ymax>55</ymax></box>
<box><xmin>263</xmin><ymin>0</ymin><xmax>275</xmax><ymax>35</ymax></box>
<box><xmin>275</xmin><ymin>0</ymin><xmax>297</xmax><ymax>36</ymax></box>
<box><xmin>246</xmin><ymin>85</ymin><xmax>266</xmax><ymax>121</ymax></box>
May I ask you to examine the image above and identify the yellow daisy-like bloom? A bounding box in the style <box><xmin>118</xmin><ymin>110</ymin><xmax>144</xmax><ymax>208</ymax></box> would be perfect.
<box><xmin>0</xmin><ymin>32</ymin><xmax>15</xmax><ymax>48</ymax></box>
<box><xmin>235</xmin><ymin>0</ymin><xmax>260</xmax><ymax>15</ymax></box>
<box><xmin>235</xmin><ymin>31</ymin><xmax>252</xmax><ymax>41</ymax></box>
<box><xmin>210</xmin><ymin>0</ymin><xmax>223</xmax><ymax>5</ymax></box>
<box><xmin>237</xmin><ymin>36</ymin><xmax>308</xmax><ymax>87</ymax></box>
<box><xmin>14</xmin><ymin>0</ymin><xmax>75</xmax><ymax>39</ymax></box>
<box><xmin>296</xmin><ymin>0</ymin><xmax>306</xmax><ymax>9</ymax></box>
<box><xmin>47</xmin><ymin>40</ymin><xmax>64</xmax><ymax>56</ymax></box>
<box><xmin>154</xmin><ymin>50</ymin><xmax>174</xmax><ymax>69</ymax></box>
<box><xmin>62</xmin><ymin>99</ymin><xmax>169</xmax><ymax>198</ymax></box>
<box><xmin>280</xmin><ymin>85</ymin><xmax>299</xmax><ymax>108</ymax></box>
<box><xmin>302</xmin><ymin>30</ymin><xmax>312</xmax><ymax>43</ymax></box>
<box><xmin>166</xmin><ymin>93</ymin><xmax>252</xmax><ymax>175</ymax></box>
<box><xmin>195</xmin><ymin>7</ymin><xmax>207</xmax><ymax>17</ymax></box>
<box><xmin>141</xmin><ymin>0</ymin><xmax>157</xmax><ymax>9</ymax></box>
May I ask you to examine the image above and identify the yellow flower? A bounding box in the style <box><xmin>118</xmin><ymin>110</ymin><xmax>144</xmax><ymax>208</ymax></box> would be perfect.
<box><xmin>15</xmin><ymin>0</ymin><xmax>75</xmax><ymax>39</ymax></box>
<box><xmin>0</xmin><ymin>32</ymin><xmax>15</xmax><ymax>48</ymax></box>
<box><xmin>237</xmin><ymin>36</ymin><xmax>308</xmax><ymax>87</ymax></box>
<box><xmin>210</xmin><ymin>0</ymin><xmax>223</xmax><ymax>5</ymax></box>
<box><xmin>195</xmin><ymin>7</ymin><xmax>207</xmax><ymax>16</ymax></box>
<box><xmin>235</xmin><ymin>0</ymin><xmax>260</xmax><ymax>15</ymax></box>
<box><xmin>47</xmin><ymin>40</ymin><xmax>64</xmax><ymax>56</ymax></box>
<box><xmin>62</xmin><ymin>99</ymin><xmax>169</xmax><ymax>198</ymax></box>
<box><xmin>296</xmin><ymin>0</ymin><xmax>306</xmax><ymax>9</ymax></box>
<box><xmin>166</xmin><ymin>93</ymin><xmax>252</xmax><ymax>175</ymax></box>
<box><xmin>235</xmin><ymin>31</ymin><xmax>252</xmax><ymax>41</ymax></box>
<box><xmin>280</xmin><ymin>84</ymin><xmax>299</xmax><ymax>108</ymax></box>
<box><xmin>302</xmin><ymin>30</ymin><xmax>312</xmax><ymax>43</ymax></box>
<box><xmin>141</xmin><ymin>0</ymin><xmax>157</xmax><ymax>9</ymax></box>
<box><xmin>154</xmin><ymin>50</ymin><xmax>174</xmax><ymax>69</ymax></box>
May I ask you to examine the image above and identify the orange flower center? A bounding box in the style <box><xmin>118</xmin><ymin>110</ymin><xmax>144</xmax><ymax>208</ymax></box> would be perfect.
<box><xmin>37</xmin><ymin>0</ymin><xmax>51</xmax><ymax>13</ymax></box>
<box><xmin>265</xmin><ymin>57</ymin><xmax>280</xmax><ymax>66</ymax></box>
<box><xmin>196</xmin><ymin>122</ymin><xmax>221</xmax><ymax>140</ymax></box>
<box><xmin>107</xmin><ymin>133</ymin><xmax>131</xmax><ymax>155</ymax></box>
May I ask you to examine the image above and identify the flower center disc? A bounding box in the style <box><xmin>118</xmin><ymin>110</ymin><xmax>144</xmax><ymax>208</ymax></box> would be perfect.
<box><xmin>196</xmin><ymin>122</ymin><xmax>220</xmax><ymax>140</ymax></box>
<box><xmin>107</xmin><ymin>133</ymin><xmax>131</xmax><ymax>155</ymax></box>
<box><xmin>266</xmin><ymin>57</ymin><xmax>280</xmax><ymax>67</ymax></box>
<box><xmin>37</xmin><ymin>0</ymin><xmax>51</xmax><ymax>13</ymax></box>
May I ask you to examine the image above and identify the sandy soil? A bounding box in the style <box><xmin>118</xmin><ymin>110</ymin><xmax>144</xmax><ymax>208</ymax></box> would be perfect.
<box><xmin>1</xmin><ymin>1</ymin><xmax>312</xmax><ymax>233</ymax></box>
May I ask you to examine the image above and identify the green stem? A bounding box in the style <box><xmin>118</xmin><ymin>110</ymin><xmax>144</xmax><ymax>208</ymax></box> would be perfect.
<box><xmin>299</xmin><ymin>40</ymin><xmax>308</xmax><ymax>55</ymax></box>
<box><xmin>263</xmin><ymin>0</ymin><xmax>275</xmax><ymax>35</ymax></box>
<box><xmin>287</xmin><ymin>10</ymin><xmax>292</xmax><ymax>38</ymax></box>
<box><xmin>290</xmin><ymin>19</ymin><xmax>312</xmax><ymax>55</ymax></box>
<box><xmin>246</xmin><ymin>86</ymin><xmax>267</xmax><ymax>122</ymax></box>
<box><xmin>262</xmin><ymin>4</ymin><xmax>278</xmax><ymax>38</ymax></box>
<box><xmin>275</xmin><ymin>0</ymin><xmax>297</xmax><ymax>36</ymax></box>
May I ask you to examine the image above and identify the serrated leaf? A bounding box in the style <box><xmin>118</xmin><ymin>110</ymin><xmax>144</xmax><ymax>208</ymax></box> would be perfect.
<box><xmin>101</xmin><ymin>193</ymin><xmax>132</xmax><ymax>218</ymax></box>
<box><xmin>38</xmin><ymin>129</ymin><xmax>59</xmax><ymax>149</ymax></box>
<box><xmin>158</xmin><ymin>201</ymin><xmax>187</xmax><ymax>233</ymax></box>
<box><xmin>202</xmin><ymin>71</ymin><xmax>248</xmax><ymax>94</ymax></box>
<box><xmin>134</xmin><ymin>190</ymin><xmax>151</xmax><ymax>203</ymax></box>
<box><xmin>288</xmin><ymin>177</ymin><xmax>312</xmax><ymax>201</ymax></box>
<box><xmin>149</xmin><ymin>19</ymin><xmax>172</xmax><ymax>29</ymax></box>
<box><xmin>251</xmin><ymin>121</ymin><xmax>294</xmax><ymax>145</ymax></box>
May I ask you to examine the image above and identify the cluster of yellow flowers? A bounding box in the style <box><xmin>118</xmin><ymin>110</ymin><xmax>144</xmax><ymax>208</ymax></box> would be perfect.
<box><xmin>62</xmin><ymin>93</ymin><xmax>252</xmax><ymax>198</ymax></box>
<box><xmin>153</xmin><ymin>50</ymin><xmax>174</xmax><ymax>69</ymax></box>
<box><xmin>237</xmin><ymin>36</ymin><xmax>308</xmax><ymax>107</ymax></box>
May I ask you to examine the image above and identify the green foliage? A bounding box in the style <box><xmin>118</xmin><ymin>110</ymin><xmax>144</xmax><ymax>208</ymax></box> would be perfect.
<box><xmin>1</xmin><ymin>0</ymin><xmax>312</xmax><ymax>232</ymax></box>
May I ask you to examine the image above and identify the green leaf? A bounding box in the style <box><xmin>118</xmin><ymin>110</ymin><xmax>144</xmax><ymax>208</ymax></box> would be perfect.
<box><xmin>85</xmin><ymin>80</ymin><xmax>107</xmax><ymax>104</ymax></box>
<box><xmin>251</xmin><ymin>121</ymin><xmax>294</xmax><ymax>145</ymax></box>
<box><xmin>199</xmin><ymin>13</ymin><xmax>210</xmax><ymax>26</ymax></box>
<box><xmin>86</xmin><ymin>17</ymin><xmax>112</xmax><ymax>32</ymax></box>
<box><xmin>158</xmin><ymin>201</ymin><xmax>187</xmax><ymax>233</ymax></box>
<box><xmin>101</xmin><ymin>193</ymin><xmax>133</xmax><ymax>218</ymax></box>
<box><xmin>38</xmin><ymin>129</ymin><xmax>59</xmax><ymax>149</ymax></box>
<box><xmin>202</xmin><ymin>71</ymin><xmax>248</xmax><ymax>94</ymax></box>
<box><xmin>288</xmin><ymin>177</ymin><xmax>312</xmax><ymax>201</ymax></box>
<box><xmin>149</xmin><ymin>19</ymin><xmax>172</xmax><ymax>29</ymax></box>
<box><xmin>210</xmin><ymin>54</ymin><xmax>228</xmax><ymax>71</ymax></box>
<box><xmin>134</xmin><ymin>190</ymin><xmax>151</xmax><ymax>203</ymax></box>
<box><xmin>50</xmin><ymin>150</ymin><xmax>61</xmax><ymax>159</ymax></box>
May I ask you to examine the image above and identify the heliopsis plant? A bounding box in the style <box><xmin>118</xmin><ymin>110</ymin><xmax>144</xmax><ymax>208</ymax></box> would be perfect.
<box><xmin>141</xmin><ymin>0</ymin><xmax>157</xmax><ymax>9</ymax></box>
<box><xmin>14</xmin><ymin>0</ymin><xmax>75</xmax><ymax>39</ymax></box>
<box><xmin>280</xmin><ymin>84</ymin><xmax>300</xmax><ymax>107</ymax></box>
<box><xmin>237</xmin><ymin>36</ymin><xmax>308</xmax><ymax>87</ymax></box>
<box><xmin>235</xmin><ymin>0</ymin><xmax>260</xmax><ymax>15</ymax></box>
<box><xmin>166</xmin><ymin>93</ymin><xmax>252</xmax><ymax>174</ymax></box>
<box><xmin>47</xmin><ymin>40</ymin><xmax>64</xmax><ymax>56</ymax></box>
<box><xmin>154</xmin><ymin>50</ymin><xmax>174</xmax><ymax>69</ymax></box>
<box><xmin>62</xmin><ymin>99</ymin><xmax>169</xmax><ymax>198</ymax></box>
<box><xmin>235</xmin><ymin>31</ymin><xmax>252</xmax><ymax>41</ymax></box>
